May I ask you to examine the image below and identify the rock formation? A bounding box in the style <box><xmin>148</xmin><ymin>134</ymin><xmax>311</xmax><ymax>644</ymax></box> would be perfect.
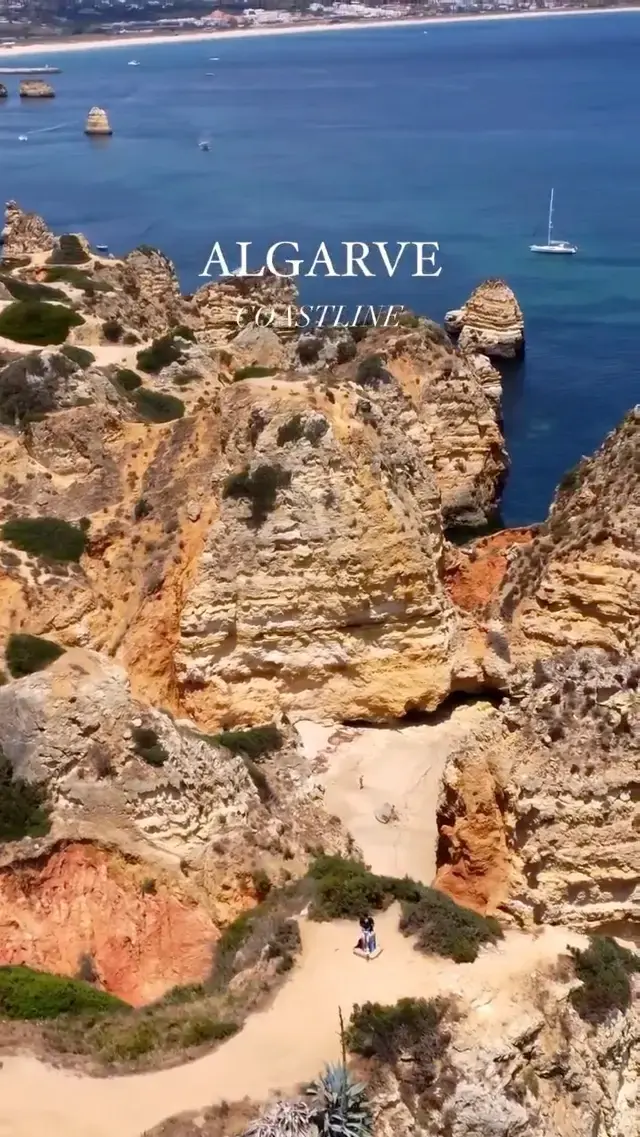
<box><xmin>0</xmin><ymin>200</ymin><xmax>55</xmax><ymax>259</ymax></box>
<box><xmin>188</xmin><ymin>273</ymin><xmax>298</xmax><ymax>342</ymax></box>
<box><xmin>436</xmin><ymin>650</ymin><xmax>639</xmax><ymax>932</ymax></box>
<box><xmin>19</xmin><ymin>80</ymin><xmax>55</xmax><ymax>98</ymax></box>
<box><xmin>445</xmin><ymin>278</ymin><xmax>525</xmax><ymax>359</ymax></box>
<box><xmin>499</xmin><ymin>407</ymin><xmax>639</xmax><ymax>667</ymax></box>
<box><xmin>84</xmin><ymin>106</ymin><xmax>112</xmax><ymax>135</ymax></box>
<box><xmin>0</xmin><ymin>83</ymin><xmax>7</xmax><ymax>99</ymax></box>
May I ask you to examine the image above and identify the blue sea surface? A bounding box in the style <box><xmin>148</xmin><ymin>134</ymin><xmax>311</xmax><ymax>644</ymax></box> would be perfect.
<box><xmin>1</xmin><ymin>12</ymin><xmax>639</xmax><ymax>525</ymax></box>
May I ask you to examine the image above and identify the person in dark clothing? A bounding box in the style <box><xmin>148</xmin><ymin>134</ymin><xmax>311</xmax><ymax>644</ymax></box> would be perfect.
<box><xmin>356</xmin><ymin>913</ymin><xmax>375</xmax><ymax>953</ymax></box>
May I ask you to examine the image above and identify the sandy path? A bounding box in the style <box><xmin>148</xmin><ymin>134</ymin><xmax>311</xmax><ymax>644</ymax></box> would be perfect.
<box><xmin>0</xmin><ymin>907</ymin><xmax>582</xmax><ymax>1137</ymax></box>
<box><xmin>320</xmin><ymin>703</ymin><xmax>495</xmax><ymax>881</ymax></box>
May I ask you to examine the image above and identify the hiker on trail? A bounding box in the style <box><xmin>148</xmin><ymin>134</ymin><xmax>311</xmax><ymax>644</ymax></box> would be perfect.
<box><xmin>359</xmin><ymin>913</ymin><xmax>376</xmax><ymax>954</ymax></box>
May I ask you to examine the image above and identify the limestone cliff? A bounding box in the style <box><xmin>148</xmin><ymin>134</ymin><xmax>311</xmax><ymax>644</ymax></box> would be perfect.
<box><xmin>436</xmin><ymin>650</ymin><xmax>639</xmax><ymax>935</ymax></box>
<box><xmin>499</xmin><ymin>407</ymin><xmax>639</xmax><ymax>666</ymax></box>
<box><xmin>19</xmin><ymin>81</ymin><xmax>55</xmax><ymax>99</ymax></box>
<box><xmin>445</xmin><ymin>279</ymin><xmax>525</xmax><ymax>359</ymax></box>
<box><xmin>84</xmin><ymin>106</ymin><xmax>112</xmax><ymax>136</ymax></box>
<box><xmin>1</xmin><ymin>201</ymin><xmax>55</xmax><ymax>260</ymax></box>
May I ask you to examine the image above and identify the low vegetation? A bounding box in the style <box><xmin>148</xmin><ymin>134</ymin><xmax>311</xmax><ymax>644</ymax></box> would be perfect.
<box><xmin>347</xmin><ymin>997</ymin><xmax>449</xmax><ymax>1091</ymax></box>
<box><xmin>132</xmin><ymin>388</ymin><xmax>185</xmax><ymax>423</ymax></box>
<box><xmin>0</xmin><ymin>300</ymin><xmax>84</xmax><ymax>346</ymax></box>
<box><xmin>1</xmin><ymin>516</ymin><xmax>87</xmax><ymax>562</ymax></box>
<box><xmin>211</xmin><ymin>886</ymin><xmax>304</xmax><ymax>989</ymax></box>
<box><xmin>61</xmin><ymin>344</ymin><xmax>95</xmax><ymax>367</ymax></box>
<box><xmin>45</xmin><ymin>266</ymin><xmax>112</xmax><ymax>292</ymax></box>
<box><xmin>0</xmin><ymin>966</ymin><xmax>126</xmax><ymax>1019</ymax></box>
<box><xmin>223</xmin><ymin>464</ymin><xmax>291</xmax><ymax>527</ymax></box>
<box><xmin>136</xmin><ymin>333</ymin><xmax>185</xmax><ymax>373</ymax></box>
<box><xmin>131</xmin><ymin>725</ymin><xmax>168</xmax><ymax>768</ymax></box>
<box><xmin>214</xmin><ymin>725</ymin><xmax>283</xmax><ymax>761</ymax></box>
<box><xmin>569</xmin><ymin>936</ymin><xmax>640</xmax><ymax>1022</ymax></box>
<box><xmin>308</xmin><ymin>855</ymin><xmax>501</xmax><ymax>962</ymax></box>
<box><xmin>233</xmin><ymin>364</ymin><xmax>277</xmax><ymax>381</ymax></box>
<box><xmin>355</xmin><ymin>354</ymin><xmax>389</xmax><ymax>387</ymax></box>
<box><xmin>0</xmin><ymin>749</ymin><xmax>51</xmax><ymax>842</ymax></box>
<box><xmin>5</xmin><ymin>632</ymin><xmax>65</xmax><ymax>679</ymax></box>
<box><xmin>115</xmin><ymin>367</ymin><xmax>142</xmax><ymax>392</ymax></box>
<box><xmin>0</xmin><ymin>274</ymin><xmax>65</xmax><ymax>302</ymax></box>
<box><xmin>102</xmin><ymin>319</ymin><xmax>123</xmax><ymax>342</ymax></box>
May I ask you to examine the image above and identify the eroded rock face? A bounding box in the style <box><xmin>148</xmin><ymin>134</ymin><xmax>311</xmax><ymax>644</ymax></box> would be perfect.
<box><xmin>436</xmin><ymin>651</ymin><xmax>640</xmax><ymax>934</ymax></box>
<box><xmin>188</xmin><ymin>274</ymin><xmax>298</xmax><ymax>343</ymax></box>
<box><xmin>445</xmin><ymin>279</ymin><xmax>524</xmax><ymax>359</ymax></box>
<box><xmin>19</xmin><ymin>81</ymin><xmax>55</xmax><ymax>99</ymax></box>
<box><xmin>0</xmin><ymin>842</ymin><xmax>217</xmax><ymax>1006</ymax></box>
<box><xmin>1</xmin><ymin>200</ymin><xmax>55</xmax><ymax>260</ymax></box>
<box><xmin>500</xmin><ymin>407</ymin><xmax>640</xmax><ymax>666</ymax></box>
<box><xmin>174</xmin><ymin>377</ymin><xmax>478</xmax><ymax>725</ymax></box>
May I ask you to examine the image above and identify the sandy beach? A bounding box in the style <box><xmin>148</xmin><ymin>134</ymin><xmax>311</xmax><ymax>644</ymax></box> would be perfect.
<box><xmin>1</xmin><ymin>5</ymin><xmax>639</xmax><ymax>59</ymax></box>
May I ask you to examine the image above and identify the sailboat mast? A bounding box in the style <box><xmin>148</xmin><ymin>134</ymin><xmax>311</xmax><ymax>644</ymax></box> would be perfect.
<box><xmin>548</xmin><ymin>188</ymin><xmax>554</xmax><ymax>245</ymax></box>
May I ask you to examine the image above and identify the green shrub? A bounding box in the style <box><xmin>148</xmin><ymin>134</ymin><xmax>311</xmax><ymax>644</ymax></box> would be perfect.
<box><xmin>0</xmin><ymin>965</ymin><xmax>126</xmax><ymax>1019</ymax></box>
<box><xmin>310</xmin><ymin>1063</ymin><xmax>372</xmax><ymax>1137</ymax></box>
<box><xmin>6</xmin><ymin>632</ymin><xmax>65</xmax><ymax>679</ymax></box>
<box><xmin>252</xmin><ymin>869</ymin><xmax>272</xmax><ymax>902</ymax></box>
<box><xmin>0</xmin><ymin>274</ymin><xmax>65</xmax><ymax>302</ymax></box>
<box><xmin>45</xmin><ymin>266</ymin><xmax>112</xmax><ymax>292</ymax></box>
<box><xmin>61</xmin><ymin>344</ymin><xmax>95</xmax><ymax>367</ymax></box>
<box><xmin>131</xmin><ymin>388</ymin><xmax>185</xmax><ymax>423</ymax></box>
<box><xmin>0</xmin><ymin>300</ymin><xmax>84</xmax><ymax>346</ymax></box>
<box><xmin>355</xmin><ymin>354</ymin><xmax>389</xmax><ymax>387</ymax></box>
<box><xmin>0</xmin><ymin>750</ymin><xmax>51</xmax><ymax>842</ymax></box>
<box><xmin>140</xmin><ymin>877</ymin><xmax>157</xmax><ymax>896</ymax></box>
<box><xmin>398</xmin><ymin>888</ymin><xmax>502</xmax><ymax>963</ymax></box>
<box><xmin>307</xmin><ymin>856</ymin><xmax>390</xmax><ymax>921</ymax></box>
<box><xmin>172</xmin><ymin>324</ymin><xmax>196</xmax><ymax>342</ymax></box>
<box><xmin>1</xmin><ymin>516</ymin><xmax>86</xmax><ymax>562</ymax></box>
<box><xmin>569</xmin><ymin>936</ymin><xmax>640</xmax><ymax>1022</ymax></box>
<box><xmin>131</xmin><ymin>725</ymin><xmax>168</xmax><ymax>768</ymax></box>
<box><xmin>179</xmin><ymin>1017</ymin><xmax>237</xmax><ymax>1047</ymax></box>
<box><xmin>223</xmin><ymin>464</ymin><xmax>291</xmax><ymax>527</ymax></box>
<box><xmin>277</xmin><ymin>414</ymin><xmax>306</xmax><ymax>446</ymax></box>
<box><xmin>136</xmin><ymin>334</ymin><xmax>184</xmax><ymax>374</ymax></box>
<box><xmin>397</xmin><ymin>312</ymin><xmax>421</xmax><ymax>328</ymax></box>
<box><xmin>134</xmin><ymin>497</ymin><xmax>152</xmax><ymax>520</ymax></box>
<box><xmin>347</xmin><ymin>997</ymin><xmax>448</xmax><ymax>1089</ymax></box>
<box><xmin>336</xmin><ymin>338</ymin><xmax>357</xmax><ymax>364</ymax></box>
<box><xmin>233</xmin><ymin>364</ymin><xmax>277</xmax><ymax>381</ymax></box>
<box><xmin>243</xmin><ymin>758</ymin><xmax>273</xmax><ymax>804</ymax></box>
<box><xmin>102</xmin><ymin>319</ymin><xmax>123</xmax><ymax>343</ymax></box>
<box><xmin>98</xmin><ymin>1020</ymin><xmax>157</xmax><ymax>1060</ymax></box>
<box><xmin>214</xmin><ymin>724</ymin><xmax>283</xmax><ymax>761</ymax></box>
<box><xmin>115</xmin><ymin>368</ymin><xmax>141</xmax><ymax>392</ymax></box>
<box><xmin>47</xmin><ymin>234</ymin><xmax>90</xmax><ymax>265</ymax></box>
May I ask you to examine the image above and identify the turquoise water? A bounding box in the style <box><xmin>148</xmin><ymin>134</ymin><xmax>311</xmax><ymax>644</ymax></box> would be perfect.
<box><xmin>1</xmin><ymin>12</ymin><xmax>639</xmax><ymax>525</ymax></box>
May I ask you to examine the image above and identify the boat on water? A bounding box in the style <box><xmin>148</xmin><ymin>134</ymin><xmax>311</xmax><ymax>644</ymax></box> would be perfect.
<box><xmin>128</xmin><ymin>60</ymin><xmax>140</xmax><ymax>67</ymax></box>
<box><xmin>96</xmin><ymin>244</ymin><xmax>109</xmax><ymax>253</ymax></box>
<box><xmin>18</xmin><ymin>134</ymin><xmax>28</xmax><ymax>141</ymax></box>
<box><xmin>198</xmin><ymin>140</ymin><xmax>210</xmax><ymax>151</ymax></box>
<box><xmin>530</xmin><ymin>189</ymin><xmax>577</xmax><ymax>255</ymax></box>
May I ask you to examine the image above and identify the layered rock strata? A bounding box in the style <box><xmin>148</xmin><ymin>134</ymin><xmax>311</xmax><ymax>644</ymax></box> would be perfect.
<box><xmin>84</xmin><ymin>106</ymin><xmax>112</xmax><ymax>136</ymax></box>
<box><xmin>0</xmin><ymin>200</ymin><xmax>55</xmax><ymax>259</ymax></box>
<box><xmin>446</xmin><ymin>278</ymin><xmax>525</xmax><ymax>359</ymax></box>
<box><xmin>19</xmin><ymin>80</ymin><xmax>55</xmax><ymax>98</ymax></box>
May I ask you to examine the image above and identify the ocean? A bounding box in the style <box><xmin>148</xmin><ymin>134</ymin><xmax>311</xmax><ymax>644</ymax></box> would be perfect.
<box><xmin>1</xmin><ymin>12</ymin><xmax>639</xmax><ymax>526</ymax></box>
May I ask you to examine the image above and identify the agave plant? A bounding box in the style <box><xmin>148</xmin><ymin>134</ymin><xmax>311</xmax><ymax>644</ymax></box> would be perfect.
<box><xmin>243</xmin><ymin>1098</ymin><xmax>313</xmax><ymax>1137</ymax></box>
<box><xmin>310</xmin><ymin>1063</ymin><xmax>372</xmax><ymax>1137</ymax></box>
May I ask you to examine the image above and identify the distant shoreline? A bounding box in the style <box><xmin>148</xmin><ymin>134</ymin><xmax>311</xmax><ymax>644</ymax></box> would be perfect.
<box><xmin>1</xmin><ymin>5</ymin><xmax>639</xmax><ymax>58</ymax></box>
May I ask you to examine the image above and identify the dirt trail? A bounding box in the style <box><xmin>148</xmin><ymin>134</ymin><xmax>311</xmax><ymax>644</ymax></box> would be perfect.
<box><xmin>0</xmin><ymin>907</ymin><xmax>582</xmax><ymax>1137</ymax></box>
<box><xmin>319</xmin><ymin>703</ymin><xmax>496</xmax><ymax>880</ymax></box>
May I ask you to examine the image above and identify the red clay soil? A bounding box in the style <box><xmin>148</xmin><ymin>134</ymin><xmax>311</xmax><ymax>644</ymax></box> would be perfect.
<box><xmin>0</xmin><ymin>843</ymin><xmax>218</xmax><ymax>1005</ymax></box>
<box><xmin>445</xmin><ymin>527</ymin><xmax>535</xmax><ymax>614</ymax></box>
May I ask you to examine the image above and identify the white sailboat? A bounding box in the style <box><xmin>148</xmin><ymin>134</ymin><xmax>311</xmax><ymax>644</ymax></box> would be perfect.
<box><xmin>530</xmin><ymin>189</ymin><xmax>577</xmax><ymax>255</ymax></box>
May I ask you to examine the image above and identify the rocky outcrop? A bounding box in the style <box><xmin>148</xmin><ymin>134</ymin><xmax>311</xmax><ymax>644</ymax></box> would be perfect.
<box><xmin>500</xmin><ymin>407</ymin><xmax>639</xmax><ymax>666</ymax></box>
<box><xmin>188</xmin><ymin>274</ymin><xmax>297</xmax><ymax>343</ymax></box>
<box><xmin>19</xmin><ymin>80</ymin><xmax>55</xmax><ymax>98</ymax></box>
<box><xmin>0</xmin><ymin>842</ymin><xmax>217</xmax><ymax>1006</ymax></box>
<box><xmin>445</xmin><ymin>527</ymin><xmax>536</xmax><ymax>615</ymax></box>
<box><xmin>445</xmin><ymin>279</ymin><xmax>525</xmax><ymax>359</ymax></box>
<box><xmin>84</xmin><ymin>106</ymin><xmax>112</xmax><ymax>135</ymax></box>
<box><xmin>436</xmin><ymin>650</ymin><xmax>640</xmax><ymax>933</ymax></box>
<box><xmin>0</xmin><ymin>349</ymin><xmax>128</xmax><ymax>426</ymax></box>
<box><xmin>1</xmin><ymin>200</ymin><xmax>55</xmax><ymax>259</ymax></box>
<box><xmin>0</xmin><ymin>83</ymin><xmax>7</xmax><ymax>99</ymax></box>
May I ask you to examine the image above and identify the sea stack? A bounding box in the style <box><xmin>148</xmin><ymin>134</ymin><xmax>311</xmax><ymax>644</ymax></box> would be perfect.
<box><xmin>19</xmin><ymin>80</ymin><xmax>55</xmax><ymax>98</ymax></box>
<box><xmin>0</xmin><ymin>83</ymin><xmax>7</xmax><ymax>99</ymax></box>
<box><xmin>84</xmin><ymin>107</ymin><xmax>112</xmax><ymax>136</ymax></box>
<box><xmin>445</xmin><ymin>278</ymin><xmax>525</xmax><ymax>359</ymax></box>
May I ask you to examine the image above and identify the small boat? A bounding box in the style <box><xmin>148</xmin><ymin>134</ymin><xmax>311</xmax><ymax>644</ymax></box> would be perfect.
<box><xmin>18</xmin><ymin>134</ymin><xmax>28</xmax><ymax>141</ymax></box>
<box><xmin>128</xmin><ymin>60</ymin><xmax>140</xmax><ymax>67</ymax></box>
<box><xmin>198</xmin><ymin>140</ymin><xmax>210</xmax><ymax>151</ymax></box>
<box><xmin>530</xmin><ymin>189</ymin><xmax>577</xmax><ymax>255</ymax></box>
<box><xmin>96</xmin><ymin>244</ymin><xmax>109</xmax><ymax>253</ymax></box>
